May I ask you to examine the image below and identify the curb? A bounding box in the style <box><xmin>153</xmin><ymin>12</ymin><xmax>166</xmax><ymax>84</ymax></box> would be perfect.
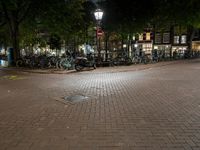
<box><xmin>0</xmin><ymin>59</ymin><xmax>196</xmax><ymax>75</ymax></box>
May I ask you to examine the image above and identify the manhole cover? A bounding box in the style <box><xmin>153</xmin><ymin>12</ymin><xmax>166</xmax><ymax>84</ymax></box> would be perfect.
<box><xmin>64</xmin><ymin>95</ymin><xmax>89</xmax><ymax>103</ymax></box>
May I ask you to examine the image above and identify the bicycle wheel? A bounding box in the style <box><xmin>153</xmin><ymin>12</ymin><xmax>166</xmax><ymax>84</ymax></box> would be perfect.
<box><xmin>126</xmin><ymin>57</ymin><xmax>132</xmax><ymax>65</ymax></box>
<box><xmin>75</xmin><ymin>64</ymin><xmax>84</xmax><ymax>71</ymax></box>
<box><xmin>60</xmin><ymin>58</ymin><xmax>72</xmax><ymax>70</ymax></box>
<box><xmin>56</xmin><ymin>59</ymin><xmax>61</xmax><ymax>69</ymax></box>
<box><xmin>93</xmin><ymin>63</ymin><xmax>96</xmax><ymax>69</ymax></box>
<box><xmin>16</xmin><ymin>60</ymin><xmax>23</xmax><ymax>67</ymax></box>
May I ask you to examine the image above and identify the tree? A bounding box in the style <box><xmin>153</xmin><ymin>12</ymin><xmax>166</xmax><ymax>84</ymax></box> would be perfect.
<box><xmin>100</xmin><ymin>0</ymin><xmax>156</xmax><ymax>33</ymax></box>
<box><xmin>0</xmin><ymin>0</ymin><xmax>34</xmax><ymax>61</ymax></box>
<box><xmin>151</xmin><ymin>0</ymin><xmax>200</xmax><ymax>27</ymax></box>
<box><xmin>0</xmin><ymin>0</ymin><xmax>85</xmax><ymax>63</ymax></box>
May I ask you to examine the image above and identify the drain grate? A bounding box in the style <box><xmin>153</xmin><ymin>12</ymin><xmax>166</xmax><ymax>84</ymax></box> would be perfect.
<box><xmin>64</xmin><ymin>95</ymin><xmax>89</xmax><ymax>103</ymax></box>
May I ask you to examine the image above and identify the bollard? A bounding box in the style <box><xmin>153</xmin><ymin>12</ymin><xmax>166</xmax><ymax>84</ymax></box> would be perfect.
<box><xmin>8</xmin><ymin>48</ymin><xmax>14</xmax><ymax>66</ymax></box>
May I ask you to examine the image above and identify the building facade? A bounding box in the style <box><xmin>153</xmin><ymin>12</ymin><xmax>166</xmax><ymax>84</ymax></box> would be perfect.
<box><xmin>152</xmin><ymin>25</ymin><xmax>190</xmax><ymax>58</ymax></box>
<box><xmin>153</xmin><ymin>26</ymin><xmax>171</xmax><ymax>58</ymax></box>
<box><xmin>192</xmin><ymin>28</ymin><xmax>200</xmax><ymax>52</ymax></box>
<box><xmin>137</xmin><ymin>28</ymin><xmax>154</xmax><ymax>55</ymax></box>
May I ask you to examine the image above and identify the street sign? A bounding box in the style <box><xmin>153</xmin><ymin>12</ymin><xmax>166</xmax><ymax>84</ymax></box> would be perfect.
<box><xmin>97</xmin><ymin>27</ymin><xmax>104</xmax><ymax>36</ymax></box>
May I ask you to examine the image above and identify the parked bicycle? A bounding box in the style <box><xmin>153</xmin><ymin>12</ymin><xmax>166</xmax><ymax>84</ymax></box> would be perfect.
<box><xmin>57</xmin><ymin>51</ymin><xmax>74</xmax><ymax>70</ymax></box>
<box><xmin>112</xmin><ymin>50</ymin><xmax>132</xmax><ymax>66</ymax></box>
<box><xmin>75</xmin><ymin>53</ymin><xmax>96</xmax><ymax>71</ymax></box>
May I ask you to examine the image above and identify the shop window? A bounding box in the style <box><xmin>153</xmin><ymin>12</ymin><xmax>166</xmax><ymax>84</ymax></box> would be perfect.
<box><xmin>139</xmin><ymin>34</ymin><xmax>143</xmax><ymax>41</ymax></box>
<box><xmin>181</xmin><ymin>35</ymin><xmax>187</xmax><ymax>44</ymax></box>
<box><xmin>174</xmin><ymin>36</ymin><xmax>179</xmax><ymax>44</ymax></box>
<box><xmin>142</xmin><ymin>44</ymin><xmax>152</xmax><ymax>53</ymax></box>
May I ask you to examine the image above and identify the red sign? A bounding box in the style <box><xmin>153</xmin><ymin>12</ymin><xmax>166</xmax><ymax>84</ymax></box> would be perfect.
<box><xmin>97</xmin><ymin>27</ymin><xmax>104</xmax><ymax>36</ymax></box>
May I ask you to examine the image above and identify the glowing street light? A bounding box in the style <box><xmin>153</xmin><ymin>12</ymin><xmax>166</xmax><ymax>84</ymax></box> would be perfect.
<box><xmin>94</xmin><ymin>9</ymin><xmax>104</xmax><ymax>64</ymax></box>
<box><xmin>94</xmin><ymin>9</ymin><xmax>104</xmax><ymax>22</ymax></box>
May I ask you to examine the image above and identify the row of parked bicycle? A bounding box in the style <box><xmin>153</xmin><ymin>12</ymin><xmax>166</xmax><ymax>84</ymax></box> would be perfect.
<box><xmin>16</xmin><ymin>51</ymin><xmax>200</xmax><ymax>70</ymax></box>
<box><xmin>16</xmin><ymin>55</ymin><xmax>74</xmax><ymax>69</ymax></box>
<box><xmin>110</xmin><ymin>51</ymin><xmax>199</xmax><ymax>66</ymax></box>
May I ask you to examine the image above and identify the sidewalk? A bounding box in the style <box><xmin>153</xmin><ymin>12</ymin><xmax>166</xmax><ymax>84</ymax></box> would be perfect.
<box><xmin>0</xmin><ymin>59</ymin><xmax>186</xmax><ymax>74</ymax></box>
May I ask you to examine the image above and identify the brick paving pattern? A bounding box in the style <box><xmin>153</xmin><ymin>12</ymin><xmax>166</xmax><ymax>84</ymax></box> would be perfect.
<box><xmin>0</xmin><ymin>59</ymin><xmax>200</xmax><ymax>150</ymax></box>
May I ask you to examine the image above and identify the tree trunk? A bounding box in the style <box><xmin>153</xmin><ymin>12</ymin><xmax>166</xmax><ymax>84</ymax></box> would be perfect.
<box><xmin>11</xmin><ymin>23</ymin><xmax>20</xmax><ymax>63</ymax></box>
<box><xmin>12</xmin><ymin>34</ymin><xmax>20</xmax><ymax>61</ymax></box>
<box><xmin>98</xmin><ymin>36</ymin><xmax>101</xmax><ymax>63</ymax></box>
<box><xmin>105</xmin><ymin>33</ymin><xmax>109</xmax><ymax>61</ymax></box>
<box><xmin>170</xmin><ymin>25</ymin><xmax>174</xmax><ymax>59</ymax></box>
<box><xmin>4</xmin><ymin>43</ymin><xmax>7</xmax><ymax>55</ymax></box>
<box><xmin>121</xmin><ymin>39</ymin><xmax>124</xmax><ymax>50</ymax></box>
<box><xmin>127</xmin><ymin>35</ymin><xmax>131</xmax><ymax>57</ymax></box>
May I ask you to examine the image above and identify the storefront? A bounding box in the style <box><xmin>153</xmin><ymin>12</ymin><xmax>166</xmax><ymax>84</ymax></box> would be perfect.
<box><xmin>154</xmin><ymin>45</ymin><xmax>171</xmax><ymax>58</ymax></box>
<box><xmin>137</xmin><ymin>29</ymin><xmax>154</xmax><ymax>55</ymax></box>
<box><xmin>137</xmin><ymin>42</ymin><xmax>153</xmax><ymax>55</ymax></box>
<box><xmin>142</xmin><ymin>43</ymin><xmax>153</xmax><ymax>54</ymax></box>
<box><xmin>192</xmin><ymin>41</ymin><xmax>200</xmax><ymax>51</ymax></box>
<box><xmin>171</xmin><ymin>46</ymin><xmax>188</xmax><ymax>58</ymax></box>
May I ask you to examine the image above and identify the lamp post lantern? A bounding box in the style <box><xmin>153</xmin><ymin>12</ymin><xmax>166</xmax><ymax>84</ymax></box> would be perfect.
<box><xmin>94</xmin><ymin>9</ymin><xmax>104</xmax><ymax>23</ymax></box>
<box><xmin>94</xmin><ymin>9</ymin><xmax>103</xmax><ymax>65</ymax></box>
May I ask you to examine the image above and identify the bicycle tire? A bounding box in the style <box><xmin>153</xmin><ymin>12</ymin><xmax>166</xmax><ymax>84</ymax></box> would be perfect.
<box><xmin>16</xmin><ymin>60</ymin><xmax>23</xmax><ymax>67</ymax></box>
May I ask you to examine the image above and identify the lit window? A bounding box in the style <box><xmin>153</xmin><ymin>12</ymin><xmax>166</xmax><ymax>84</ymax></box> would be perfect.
<box><xmin>139</xmin><ymin>34</ymin><xmax>143</xmax><ymax>41</ymax></box>
<box><xmin>132</xmin><ymin>36</ymin><xmax>135</xmax><ymax>41</ymax></box>
<box><xmin>181</xmin><ymin>35</ymin><xmax>187</xmax><ymax>44</ymax></box>
<box><xmin>174</xmin><ymin>36</ymin><xmax>179</xmax><ymax>44</ymax></box>
<box><xmin>146</xmin><ymin>33</ymin><xmax>150</xmax><ymax>40</ymax></box>
<box><xmin>142</xmin><ymin>44</ymin><xmax>152</xmax><ymax>53</ymax></box>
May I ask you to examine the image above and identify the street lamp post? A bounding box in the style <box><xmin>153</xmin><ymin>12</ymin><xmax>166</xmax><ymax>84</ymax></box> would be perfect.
<box><xmin>94</xmin><ymin>9</ymin><xmax>103</xmax><ymax>65</ymax></box>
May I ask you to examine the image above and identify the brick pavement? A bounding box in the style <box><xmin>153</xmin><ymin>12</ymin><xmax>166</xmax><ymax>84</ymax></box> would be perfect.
<box><xmin>0</xmin><ymin>59</ymin><xmax>200</xmax><ymax>150</ymax></box>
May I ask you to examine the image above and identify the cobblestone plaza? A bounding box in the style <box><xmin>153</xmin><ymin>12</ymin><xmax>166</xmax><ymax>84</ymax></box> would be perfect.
<box><xmin>0</xmin><ymin>59</ymin><xmax>200</xmax><ymax>150</ymax></box>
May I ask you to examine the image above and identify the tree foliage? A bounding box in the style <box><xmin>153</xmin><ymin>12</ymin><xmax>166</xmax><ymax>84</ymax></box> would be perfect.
<box><xmin>153</xmin><ymin>0</ymin><xmax>200</xmax><ymax>27</ymax></box>
<box><xmin>99</xmin><ymin>0</ymin><xmax>200</xmax><ymax>33</ymax></box>
<box><xmin>48</xmin><ymin>34</ymin><xmax>61</xmax><ymax>50</ymax></box>
<box><xmin>1</xmin><ymin>0</ymin><xmax>200</xmax><ymax>62</ymax></box>
<box><xmin>0</xmin><ymin>0</ymin><xmax>86</xmax><ymax>61</ymax></box>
